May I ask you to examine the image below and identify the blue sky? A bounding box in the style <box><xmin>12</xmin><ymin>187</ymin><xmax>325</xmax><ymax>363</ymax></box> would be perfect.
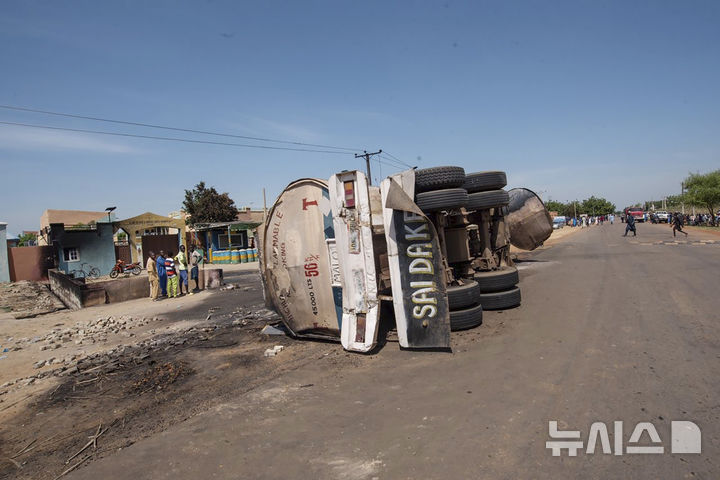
<box><xmin>1</xmin><ymin>0</ymin><xmax>719</xmax><ymax>231</ymax></box>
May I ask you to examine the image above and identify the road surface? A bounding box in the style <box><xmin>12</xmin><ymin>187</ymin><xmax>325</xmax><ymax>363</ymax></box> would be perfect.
<box><xmin>69</xmin><ymin>222</ymin><xmax>720</xmax><ymax>479</ymax></box>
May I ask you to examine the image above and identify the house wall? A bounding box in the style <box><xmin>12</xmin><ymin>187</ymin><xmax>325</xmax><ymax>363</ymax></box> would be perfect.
<box><xmin>94</xmin><ymin>275</ymin><xmax>149</xmax><ymax>303</ymax></box>
<box><xmin>8</xmin><ymin>245</ymin><xmax>55</xmax><ymax>281</ymax></box>
<box><xmin>0</xmin><ymin>223</ymin><xmax>9</xmax><ymax>282</ymax></box>
<box><xmin>52</xmin><ymin>223</ymin><xmax>116</xmax><ymax>276</ymax></box>
<box><xmin>48</xmin><ymin>269</ymin><xmax>106</xmax><ymax>310</ymax></box>
<box><xmin>49</xmin><ymin>269</ymin><xmax>150</xmax><ymax>309</ymax></box>
<box><xmin>207</xmin><ymin>229</ymin><xmax>249</xmax><ymax>255</ymax></box>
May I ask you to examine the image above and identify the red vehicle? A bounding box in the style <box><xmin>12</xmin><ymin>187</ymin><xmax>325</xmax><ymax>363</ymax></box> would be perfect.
<box><xmin>623</xmin><ymin>207</ymin><xmax>645</xmax><ymax>223</ymax></box>
<box><xmin>109</xmin><ymin>259</ymin><xmax>142</xmax><ymax>278</ymax></box>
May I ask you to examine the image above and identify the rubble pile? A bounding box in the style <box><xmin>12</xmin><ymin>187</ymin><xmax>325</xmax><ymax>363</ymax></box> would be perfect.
<box><xmin>0</xmin><ymin>305</ymin><xmax>287</xmax><ymax>402</ymax></box>
<box><xmin>0</xmin><ymin>310</ymin><xmax>283</xmax><ymax>397</ymax></box>
<box><xmin>11</xmin><ymin>315</ymin><xmax>159</xmax><ymax>351</ymax></box>
<box><xmin>0</xmin><ymin>281</ymin><xmax>66</xmax><ymax>319</ymax></box>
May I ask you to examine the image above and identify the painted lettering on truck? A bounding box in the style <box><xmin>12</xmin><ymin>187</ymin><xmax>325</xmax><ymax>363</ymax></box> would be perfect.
<box><xmin>404</xmin><ymin>211</ymin><xmax>438</xmax><ymax>319</ymax></box>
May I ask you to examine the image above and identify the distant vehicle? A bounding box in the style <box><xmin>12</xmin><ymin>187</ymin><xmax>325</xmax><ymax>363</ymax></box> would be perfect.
<box><xmin>552</xmin><ymin>216</ymin><xmax>566</xmax><ymax>229</ymax></box>
<box><xmin>624</xmin><ymin>207</ymin><xmax>645</xmax><ymax>223</ymax></box>
<box><xmin>655</xmin><ymin>211</ymin><xmax>669</xmax><ymax>223</ymax></box>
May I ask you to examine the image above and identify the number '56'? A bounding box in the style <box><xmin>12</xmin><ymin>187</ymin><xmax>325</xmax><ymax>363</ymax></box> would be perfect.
<box><xmin>304</xmin><ymin>263</ymin><xmax>318</xmax><ymax>277</ymax></box>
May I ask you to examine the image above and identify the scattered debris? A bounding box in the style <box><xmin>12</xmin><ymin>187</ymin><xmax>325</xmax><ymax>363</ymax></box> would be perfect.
<box><xmin>261</xmin><ymin>324</ymin><xmax>288</xmax><ymax>336</ymax></box>
<box><xmin>264</xmin><ymin>345</ymin><xmax>285</xmax><ymax>357</ymax></box>
<box><xmin>0</xmin><ymin>281</ymin><xmax>66</xmax><ymax>318</ymax></box>
<box><xmin>12</xmin><ymin>315</ymin><xmax>160</xmax><ymax>353</ymax></box>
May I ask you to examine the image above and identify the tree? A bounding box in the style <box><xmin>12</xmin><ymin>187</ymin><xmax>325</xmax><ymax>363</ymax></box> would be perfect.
<box><xmin>683</xmin><ymin>170</ymin><xmax>720</xmax><ymax>226</ymax></box>
<box><xmin>665</xmin><ymin>195</ymin><xmax>686</xmax><ymax>209</ymax></box>
<box><xmin>544</xmin><ymin>200</ymin><xmax>566</xmax><ymax>214</ymax></box>
<box><xmin>580</xmin><ymin>196</ymin><xmax>616</xmax><ymax>216</ymax></box>
<box><xmin>183</xmin><ymin>181</ymin><xmax>239</xmax><ymax>226</ymax></box>
<box><xmin>18</xmin><ymin>232</ymin><xmax>36</xmax><ymax>246</ymax></box>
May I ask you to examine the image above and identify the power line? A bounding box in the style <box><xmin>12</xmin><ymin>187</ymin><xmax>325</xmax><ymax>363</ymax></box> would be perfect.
<box><xmin>375</xmin><ymin>157</ymin><xmax>405</xmax><ymax>170</ymax></box>
<box><xmin>0</xmin><ymin>120</ymin><xmax>356</xmax><ymax>155</ymax></box>
<box><xmin>379</xmin><ymin>154</ymin><xmax>410</xmax><ymax>170</ymax></box>
<box><xmin>0</xmin><ymin>104</ymin><xmax>361</xmax><ymax>152</ymax></box>
<box><xmin>382</xmin><ymin>150</ymin><xmax>412</xmax><ymax>168</ymax></box>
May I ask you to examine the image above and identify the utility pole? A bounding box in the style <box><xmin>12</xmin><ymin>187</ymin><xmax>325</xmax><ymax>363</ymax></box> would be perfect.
<box><xmin>355</xmin><ymin>149</ymin><xmax>382</xmax><ymax>185</ymax></box>
<box><xmin>681</xmin><ymin>182</ymin><xmax>686</xmax><ymax>215</ymax></box>
<box><xmin>262</xmin><ymin>188</ymin><xmax>267</xmax><ymax>223</ymax></box>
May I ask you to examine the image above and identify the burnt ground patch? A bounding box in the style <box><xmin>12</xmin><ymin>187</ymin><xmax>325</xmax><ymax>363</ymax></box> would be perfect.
<box><xmin>0</xmin><ymin>308</ymin><xmax>335</xmax><ymax>480</ymax></box>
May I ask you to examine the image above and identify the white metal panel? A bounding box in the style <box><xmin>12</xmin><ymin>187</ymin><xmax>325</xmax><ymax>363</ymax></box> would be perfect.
<box><xmin>329</xmin><ymin>171</ymin><xmax>380</xmax><ymax>352</ymax></box>
<box><xmin>381</xmin><ymin>170</ymin><xmax>416</xmax><ymax>347</ymax></box>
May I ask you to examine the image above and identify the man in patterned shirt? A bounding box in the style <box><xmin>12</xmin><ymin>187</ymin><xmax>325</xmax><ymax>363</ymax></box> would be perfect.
<box><xmin>164</xmin><ymin>251</ymin><xmax>179</xmax><ymax>298</ymax></box>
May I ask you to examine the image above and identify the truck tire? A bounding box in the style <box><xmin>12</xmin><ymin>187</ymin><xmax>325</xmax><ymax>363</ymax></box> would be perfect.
<box><xmin>415</xmin><ymin>188</ymin><xmax>468</xmax><ymax>212</ymax></box>
<box><xmin>414</xmin><ymin>166</ymin><xmax>466</xmax><ymax>193</ymax></box>
<box><xmin>447</xmin><ymin>280</ymin><xmax>481</xmax><ymax>310</ymax></box>
<box><xmin>473</xmin><ymin>267</ymin><xmax>519</xmax><ymax>293</ymax></box>
<box><xmin>463</xmin><ymin>171</ymin><xmax>507</xmax><ymax>193</ymax></box>
<box><xmin>478</xmin><ymin>287</ymin><xmax>521</xmax><ymax>310</ymax></box>
<box><xmin>450</xmin><ymin>304</ymin><xmax>483</xmax><ymax>331</ymax></box>
<box><xmin>467</xmin><ymin>189</ymin><xmax>509</xmax><ymax>210</ymax></box>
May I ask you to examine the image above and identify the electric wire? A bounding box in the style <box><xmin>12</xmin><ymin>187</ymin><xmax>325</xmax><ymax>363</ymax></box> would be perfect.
<box><xmin>0</xmin><ymin>104</ymin><xmax>361</xmax><ymax>152</ymax></box>
<box><xmin>383</xmin><ymin>154</ymin><xmax>412</xmax><ymax>168</ymax></box>
<box><xmin>375</xmin><ymin>157</ymin><xmax>404</xmax><ymax>170</ymax></box>
<box><xmin>379</xmin><ymin>154</ymin><xmax>410</xmax><ymax>170</ymax></box>
<box><xmin>0</xmin><ymin>120</ymin><xmax>355</xmax><ymax>155</ymax></box>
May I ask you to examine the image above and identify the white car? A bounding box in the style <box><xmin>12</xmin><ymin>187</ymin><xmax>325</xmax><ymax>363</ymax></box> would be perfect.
<box><xmin>655</xmin><ymin>211</ymin><xmax>669</xmax><ymax>223</ymax></box>
<box><xmin>552</xmin><ymin>216</ymin><xmax>566</xmax><ymax>229</ymax></box>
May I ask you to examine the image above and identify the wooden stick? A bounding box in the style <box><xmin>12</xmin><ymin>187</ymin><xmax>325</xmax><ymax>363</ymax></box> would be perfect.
<box><xmin>4</xmin><ymin>457</ymin><xmax>22</xmax><ymax>469</ymax></box>
<box><xmin>0</xmin><ymin>393</ymin><xmax>32</xmax><ymax>412</ymax></box>
<box><xmin>49</xmin><ymin>384</ymin><xmax>62</xmax><ymax>398</ymax></box>
<box><xmin>66</xmin><ymin>424</ymin><xmax>103</xmax><ymax>464</ymax></box>
<box><xmin>75</xmin><ymin>377</ymin><xmax>100</xmax><ymax>386</ymax></box>
<box><xmin>10</xmin><ymin>438</ymin><xmax>37</xmax><ymax>458</ymax></box>
<box><xmin>53</xmin><ymin>454</ymin><xmax>92</xmax><ymax>480</ymax></box>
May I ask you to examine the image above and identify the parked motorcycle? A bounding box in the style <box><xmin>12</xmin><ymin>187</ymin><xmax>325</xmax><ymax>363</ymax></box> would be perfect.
<box><xmin>110</xmin><ymin>259</ymin><xmax>142</xmax><ymax>278</ymax></box>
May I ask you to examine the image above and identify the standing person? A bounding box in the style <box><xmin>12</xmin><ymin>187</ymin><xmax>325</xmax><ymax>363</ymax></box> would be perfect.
<box><xmin>672</xmin><ymin>212</ymin><xmax>688</xmax><ymax>237</ymax></box>
<box><xmin>610</xmin><ymin>214</ymin><xmax>615</xmax><ymax>225</ymax></box>
<box><xmin>165</xmin><ymin>251</ymin><xmax>178</xmax><ymax>298</ymax></box>
<box><xmin>190</xmin><ymin>245</ymin><xmax>202</xmax><ymax>293</ymax></box>
<box><xmin>175</xmin><ymin>245</ymin><xmax>189</xmax><ymax>296</ymax></box>
<box><xmin>624</xmin><ymin>212</ymin><xmax>637</xmax><ymax>237</ymax></box>
<box><xmin>146</xmin><ymin>251</ymin><xmax>159</xmax><ymax>301</ymax></box>
<box><xmin>156</xmin><ymin>250</ymin><xmax>167</xmax><ymax>297</ymax></box>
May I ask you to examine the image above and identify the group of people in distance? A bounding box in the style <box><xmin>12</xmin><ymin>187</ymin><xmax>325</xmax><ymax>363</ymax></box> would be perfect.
<box><xmin>145</xmin><ymin>245</ymin><xmax>203</xmax><ymax>301</ymax></box>
<box><xmin>624</xmin><ymin>212</ymin><xmax>689</xmax><ymax>238</ymax></box>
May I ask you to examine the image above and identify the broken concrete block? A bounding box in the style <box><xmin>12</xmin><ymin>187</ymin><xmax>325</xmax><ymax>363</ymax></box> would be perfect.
<box><xmin>261</xmin><ymin>325</ymin><xmax>288</xmax><ymax>336</ymax></box>
<box><xmin>264</xmin><ymin>345</ymin><xmax>285</xmax><ymax>357</ymax></box>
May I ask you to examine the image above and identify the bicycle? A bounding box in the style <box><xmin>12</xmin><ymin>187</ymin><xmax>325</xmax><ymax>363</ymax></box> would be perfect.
<box><xmin>69</xmin><ymin>262</ymin><xmax>102</xmax><ymax>279</ymax></box>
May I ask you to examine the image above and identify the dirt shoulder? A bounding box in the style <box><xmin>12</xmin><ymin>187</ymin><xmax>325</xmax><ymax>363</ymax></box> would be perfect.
<box><xmin>0</xmin><ymin>258</ymin><xmax>517</xmax><ymax>480</ymax></box>
<box><xmin>684</xmin><ymin>225</ymin><xmax>720</xmax><ymax>237</ymax></box>
<box><xmin>0</xmin><ymin>266</ymin><xmax>275</xmax><ymax>479</ymax></box>
<box><xmin>510</xmin><ymin>225</ymin><xmax>585</xmax><ymax>255</ymax></box>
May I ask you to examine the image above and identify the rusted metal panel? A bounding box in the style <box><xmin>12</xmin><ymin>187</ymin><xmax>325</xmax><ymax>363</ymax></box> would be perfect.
<box><xmin>260</xmin><ymin>178</ymin><xmax>342</xmax><ymax>339</ymax></box>
<box><xmin>381</xmin><ymin>170</ymin><xmax>451</xmax><ymax>349</ymax></box>
<box><xmin>506</xmin><ymin>188</ymin><xmax>553</xmax><ymax>251</ymax></box>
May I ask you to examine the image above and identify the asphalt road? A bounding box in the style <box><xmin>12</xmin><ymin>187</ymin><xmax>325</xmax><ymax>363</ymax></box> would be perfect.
<box><xmin>69</xmin><ymin>222</ymin><xmax>720</xmax><ymax>480</ymax></box>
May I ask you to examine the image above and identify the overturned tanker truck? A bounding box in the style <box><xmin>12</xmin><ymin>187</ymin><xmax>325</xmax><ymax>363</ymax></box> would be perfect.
<box><xmin>258</xmin><ymin>166</ymin><xmax>552</xmax><ymax>353</ymax></box>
